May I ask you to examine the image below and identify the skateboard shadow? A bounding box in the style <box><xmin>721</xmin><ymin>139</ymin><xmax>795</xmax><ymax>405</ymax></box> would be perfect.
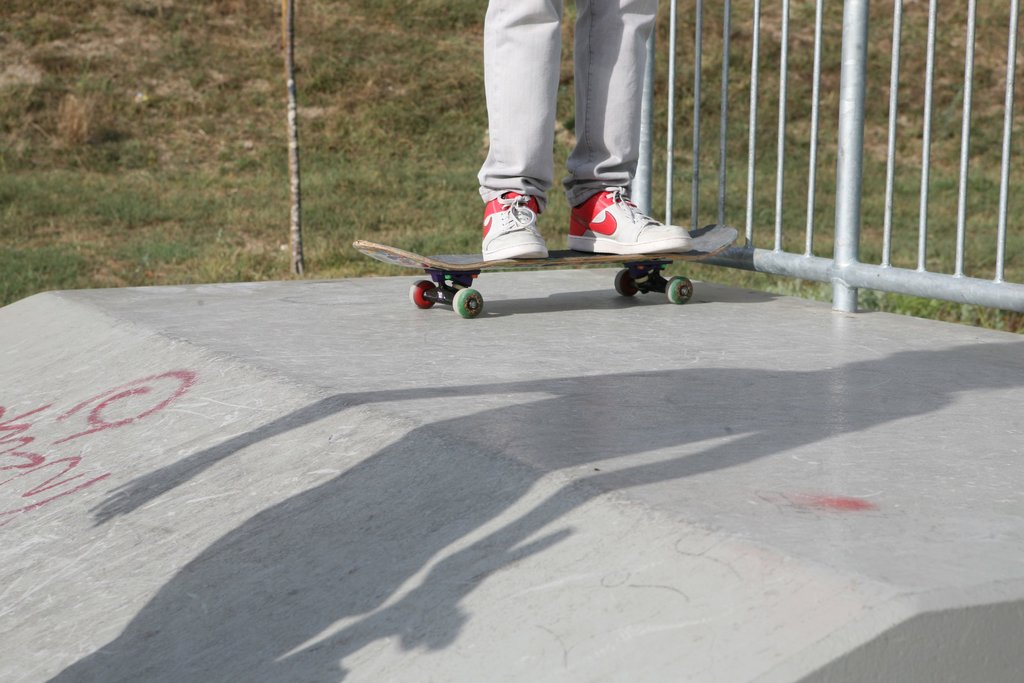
<box><xmin>50</xmin><ymin>341</ymin><xmax>1024</xmax><ymax>682</ymax></box>
<box><xmin>478</xmin><ymin>280</ymin><xmax>778</xmax><ymax>317</ymax></box>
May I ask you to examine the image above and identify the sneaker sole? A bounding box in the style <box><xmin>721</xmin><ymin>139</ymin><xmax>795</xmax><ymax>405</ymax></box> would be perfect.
<box><xmin>568</xmin><ymin>235</ymin><xmax>693</xmax><ymax>255</ymax></box>
<box><xmin>482</xmin><ymin>244</ymin><xmax>549</xmax><ymax>261</ymax></box>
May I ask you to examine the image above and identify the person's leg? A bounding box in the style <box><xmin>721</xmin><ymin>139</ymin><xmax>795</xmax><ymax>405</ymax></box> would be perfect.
<box><xmin>564</xmin><ymin>0</ymin><xmax>657</xmax><ymax>207</ymax></box>
<box><xmin>566</xmin><ymin>0</ymin><xmax>692</xmax><ymax>254</ymax></box>
<box><xmin>478</xmin><ymin>0</ymin><xmax>564</xmax><ymax>210</ymax></box>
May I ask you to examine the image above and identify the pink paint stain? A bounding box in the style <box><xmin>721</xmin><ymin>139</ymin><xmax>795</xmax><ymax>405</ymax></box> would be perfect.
<box><xmin>797</xmin><ymin>494</ymin><xmax>878</xmax><ymax>512</ymax></box>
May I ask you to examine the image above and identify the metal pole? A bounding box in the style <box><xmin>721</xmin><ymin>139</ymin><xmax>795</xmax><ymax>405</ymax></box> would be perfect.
<box><xmin>882</xmin><ymin>0</ymin><xmax>904</xmax><ymax>268</ymax></box>
<box><xmin>717</xmin><ymin>0</ymin><xmax>732</xmax><ymax>226</ymax></box>
<box><xmin>691</xmin><ymin>0</ymin><xmax>703</xmax><ymax>231</ymax></box>
<box><xmin>996</xmin><ymin>0</ymin><xmax>1020</xmax><ymax>284</ymax></box>
<box><xmin>665</xmin><ymin>0</ymin><xmax>678</xmax><ymax>222</ymax></box>
<box><xmin>918</xmin><ymin>0</ymin><xmax>938</xmax><ymax>272</ymax></box>
<box><xmin>832</xmin><ymin>0</ymin><xmax>869</xmax><ymax>312</ymax></box>
<box><xmin>805</xmin><ymin>0</ymin><xmax>824</xmax><ymax>256</ymax></box>
<box><xmin>954</xmin><ymin>0</ymin><xmax>978</xmax><ymax>278</ymax></box>
<box><xmin>635</xmin><ymin>31</ymin><xmax>656</xmax><ymax>216</ymax></box>
<box><xmin>774</xmin><ymin>0</ymin><xmax>790</xmax><ymax>252</ymax></box>
<box><xmin>745</xmin><ymin>0</ymin><xmax>762</xmax><ymax>245</ymax></box>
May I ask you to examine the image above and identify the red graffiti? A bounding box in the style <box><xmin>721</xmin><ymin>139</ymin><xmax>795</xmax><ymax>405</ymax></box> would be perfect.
<box><xmin>0</xmin><ymin>405</ymin><xmax>52</xmax><ymax>471</ymax></box>
<box><xmin>54</xmin><ymin>371</ymin><xmax>198</xmax><ymax>444</ymax></box>
<box><xmin>0</xmin><ymin>370</ymin><xmax>198</xmax><ymax>527</ymax></box>
<box><xmin>0</xmin><ymin>458</ymin><xmax>111</xmax><ymax>519</ymax></box>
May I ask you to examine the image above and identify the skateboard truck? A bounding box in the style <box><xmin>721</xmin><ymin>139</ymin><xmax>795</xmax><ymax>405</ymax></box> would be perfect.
<box><xmin>409</xmin><ymin>269</ymin><xmax>484</xmax><ymax>318</ymax></box>
<box><xmin>614</xmin><ymin>259</ymin><xmax>694</xmax><ymax>304</ymax></box>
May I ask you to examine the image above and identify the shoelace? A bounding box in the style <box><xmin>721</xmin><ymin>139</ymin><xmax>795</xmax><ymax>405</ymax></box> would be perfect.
<box><xmin>606</xmin><ymin>187</ymin><xmax>660</xmax><ymax>230</ymax></box>
<box><xmin>496</xmin><ymin>195</ymin><xmax>540</xmax><ymax>234</ymax></box>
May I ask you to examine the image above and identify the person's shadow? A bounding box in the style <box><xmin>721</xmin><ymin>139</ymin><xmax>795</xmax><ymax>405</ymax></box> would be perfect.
<box><xmin>51</xmin><ymin>342</ymin><xmax>1024</xmax><ymax>682</ymax></box>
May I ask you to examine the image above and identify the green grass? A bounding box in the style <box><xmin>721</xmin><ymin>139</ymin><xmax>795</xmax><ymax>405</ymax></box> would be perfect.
<box><xmin>0</xmin><ymin>245</ymin><xmax>88</xmax><ymax>303</ymax></box>
<box><xmin>0</xmin><ymin>0</ymin><xmax>1021</xmax><ymax>332</ymax></box>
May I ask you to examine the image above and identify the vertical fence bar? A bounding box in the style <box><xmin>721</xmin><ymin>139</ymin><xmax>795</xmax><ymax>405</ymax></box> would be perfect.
<box><xmin>773</xmin><ymin>0</ymin><xmax>790</xmax><ymax>251</ymax></box>
<box><xmin>882</xmin><ymin>0</ymin><xmax>904</xmax><ymax>268</ymax></box>
<box><xmin>955</xmin><ymin>0</ymin><xmax>978</xmax><ymax>278</ymax></box>
<box><xmin>663</xmin><ymin>0</ymin><xmax>677</xmax><ymax>221</ymax></box>
<box><xmin>635</xmin><ymin>31</ymin><xmax>656</xmax><ymax>216</ymax></box>
<box><xmin>745</xmin><ymin>0</ymin><xmax>762</xmax><ymax>244</ymax></box>
<box><xmin>833</xmin><ymin>0</ymin><xmax>870</xmax><ymax>312</ymax></box>
<box><xmin>996</xmin><ymin>0</ymin><xmax>1020</xmax><ymax>283</ymax></box>
<box><xmin>918</xmin><ymin>0</ymin><xmax>938</xmax><ymax>272</ymax></box>
<box><xmin>717</xmin><ymin>0</ymin><xmax>732</xmax><ymax>225</ymax></box>
<box><xmin>804</xmin><ymin>0</ymin><xmax>824</xmax><ymax>256</ymax></box>
<box><xmin>691</xmin><ymin>0</ymin><xmax>704</xmax><ymax>231</ymax></box>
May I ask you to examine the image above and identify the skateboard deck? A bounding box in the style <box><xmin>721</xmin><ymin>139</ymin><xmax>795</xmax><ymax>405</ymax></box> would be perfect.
<box><xmin>353</xmin><ymin>224</ymin><xmax>738</xmax><ymax>318</ymax></box>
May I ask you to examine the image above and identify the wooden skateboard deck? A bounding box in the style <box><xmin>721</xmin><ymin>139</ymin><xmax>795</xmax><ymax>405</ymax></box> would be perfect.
<box><xmin>353</xmin><ymin>224</ymin><xmax>738</xmax><ymax>318</ymax></box>
<box><xmin>354</xmin><ymin>224</ymin><xmax>737</xmax><ymax>272</ymax></box>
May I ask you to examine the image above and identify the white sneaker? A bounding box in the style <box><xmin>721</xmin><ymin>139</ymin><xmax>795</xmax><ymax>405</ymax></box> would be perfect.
<box><xmin>569</xmin><ymin>187</ymin><xmax>693</xmax><ymax>254</ymax></box>
<box><xmin>482</xmin><ymin>193</ymin><xmax>549</xmax><ymax>261</ymax></box>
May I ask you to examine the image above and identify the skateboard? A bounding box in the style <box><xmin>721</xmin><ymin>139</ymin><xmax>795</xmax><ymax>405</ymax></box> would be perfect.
<box><xmin>353</xmin><ymin>224</ymin><xmax>738</xmax><ymax>318</ymax></box>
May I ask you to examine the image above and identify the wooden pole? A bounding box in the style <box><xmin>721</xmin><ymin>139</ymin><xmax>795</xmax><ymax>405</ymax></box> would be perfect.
<box><xmin>281</xmin><ymin>0</ymin><xmax>304</xmax><ymax>275</ymax></box>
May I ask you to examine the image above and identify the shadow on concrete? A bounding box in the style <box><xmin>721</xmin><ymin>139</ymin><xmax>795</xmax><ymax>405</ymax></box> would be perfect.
<box><xmin>479</xmin><ymin>282</ymin><xmax>776</xmax><ymax>317</ymax></box>
<box><xmin>51</xmin><ymin>342</ymin><xmax>1024</xmax><ymax>682</ymax></box>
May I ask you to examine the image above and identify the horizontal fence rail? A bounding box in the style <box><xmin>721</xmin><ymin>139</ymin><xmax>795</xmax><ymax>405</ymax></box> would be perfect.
<box><xmin>639</xmin><ymin>0</ymin><xmax>1024</xmax><ymax>314</ymax></box>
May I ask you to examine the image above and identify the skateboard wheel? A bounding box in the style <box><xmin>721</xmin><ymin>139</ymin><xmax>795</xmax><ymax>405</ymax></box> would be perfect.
<box><xmin>666</xmin><ymin>276</ymin><xmax>693</xmax><ymax>304</ymax></box>
<box><xmin>614</xmin><ymin>269</ymin><xmax>639</xmax><ymax>297</ymax></box>
<box><xmin>409</xmin><ymin>280</ymin><xmax>436</xmax><ymax>309</ymax></box>
<box><xmin>453</xmin><ymin>287</ymin><xmax>484</xmax><ymax>319</ymax></box>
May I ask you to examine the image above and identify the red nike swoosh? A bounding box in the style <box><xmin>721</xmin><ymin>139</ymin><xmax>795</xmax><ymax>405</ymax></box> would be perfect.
<box><xmin>589</xmin><ymin>209</ymin><xmax>618</xmax><ymax>236</ymax></box>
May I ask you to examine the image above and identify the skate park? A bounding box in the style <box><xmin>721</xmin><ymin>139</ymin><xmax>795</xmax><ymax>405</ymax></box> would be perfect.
<box><xmin>3</xmin><ymin>269</ymin><xmax>1024</xmax><ymax>682</ymax></box>
<box><xmin>4</xmin><ymin>0</ymin><xmax>1024</xmax><ymax>681</ymax></box>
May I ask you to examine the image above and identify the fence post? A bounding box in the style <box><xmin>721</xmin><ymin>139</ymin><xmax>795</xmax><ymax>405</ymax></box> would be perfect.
<box><xmin>832</xmin><ymin>0</ymin><xmax>869</xmax><ymax>312</ymax></box>
<box><xmin>635</xmin><ymin>31</ymin><xmax>656</xmax><ymax>216</ymax></box>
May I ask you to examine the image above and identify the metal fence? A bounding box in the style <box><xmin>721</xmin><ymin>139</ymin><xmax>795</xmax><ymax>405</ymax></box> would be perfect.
<box><xmin>636</xmin><ymin>0</ymin><xmax>1024</xmax><ymax>313</ymax></box>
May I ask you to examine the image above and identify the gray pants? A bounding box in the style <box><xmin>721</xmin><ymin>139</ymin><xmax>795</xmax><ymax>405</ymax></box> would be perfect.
<box><xmin>478</xmin><ymin>0</ymin><xmax>659</xmax><ymax>211</ymax></box>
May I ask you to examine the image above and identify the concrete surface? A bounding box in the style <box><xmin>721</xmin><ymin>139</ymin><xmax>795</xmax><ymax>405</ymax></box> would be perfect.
<box><xmin>1</xmin><ymin>269</ymin><xmax>1023</xmax><ymax>683</ymax></box>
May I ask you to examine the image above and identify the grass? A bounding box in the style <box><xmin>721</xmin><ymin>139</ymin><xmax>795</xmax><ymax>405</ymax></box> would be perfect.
<box><xmin>0</xmin><ymin>0</ymin><xmax>1021</xmax><ymax>332</ymax></box>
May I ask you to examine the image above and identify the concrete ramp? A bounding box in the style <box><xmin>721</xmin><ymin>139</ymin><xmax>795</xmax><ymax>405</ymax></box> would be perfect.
<box><xmin>2</xmin><ymin>271</ymin><xmax>1024</xmax><ymax>682</ymax></box>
